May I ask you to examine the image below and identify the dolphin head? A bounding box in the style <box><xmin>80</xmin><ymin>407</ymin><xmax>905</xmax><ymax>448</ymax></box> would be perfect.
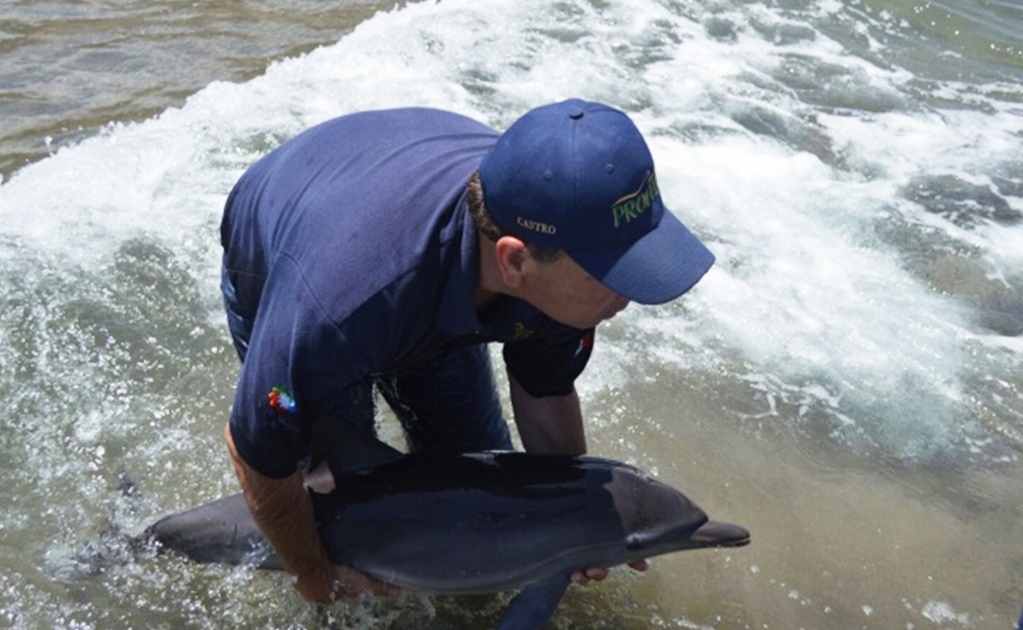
<box><xmin>607</xmin><ymin>463</ymin><xmax>750</xmax><ymax>559</ymax></box>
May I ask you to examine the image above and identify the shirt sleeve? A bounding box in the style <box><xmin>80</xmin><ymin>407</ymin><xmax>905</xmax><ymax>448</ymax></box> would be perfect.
<box><xmin>502</xmin><ymin>327</ymin><xmax>595</xmax><ymax>398</ymax></box>
<box><xmin>228</xmin><ymin>255</ymin><xmax>366</xmax><ymax>479</ymax></box>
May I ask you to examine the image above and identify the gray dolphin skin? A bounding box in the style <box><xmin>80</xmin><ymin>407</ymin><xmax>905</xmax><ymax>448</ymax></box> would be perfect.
<box><xmin>146</xmin><ymin>432</ymin><xmax>749</xmax><ymax>629</ymax></box>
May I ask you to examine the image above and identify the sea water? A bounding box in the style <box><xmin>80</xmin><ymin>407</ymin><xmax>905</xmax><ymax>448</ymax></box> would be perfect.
<box><xmin>0</xmin><ymin>0</ymin><xmax>1021</xmax><ymax>628</ymax></box>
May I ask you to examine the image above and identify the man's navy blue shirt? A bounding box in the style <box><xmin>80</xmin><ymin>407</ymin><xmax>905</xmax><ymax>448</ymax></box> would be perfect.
<box><xmin>221</xmin><ymin>108</ymin><xmax>593</xmax><ymax>478</ymax></box>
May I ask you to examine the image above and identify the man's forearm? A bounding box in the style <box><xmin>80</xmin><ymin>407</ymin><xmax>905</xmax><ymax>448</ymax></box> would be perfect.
<box><xmin>223</xmin><ymin>423</ymin><xmax>335</xmax><ymax>601</ymax></box>
<box><xmin>508</xmin><ymin>375</ymin><xmax>586</xmax><ymax>455</ymax></box>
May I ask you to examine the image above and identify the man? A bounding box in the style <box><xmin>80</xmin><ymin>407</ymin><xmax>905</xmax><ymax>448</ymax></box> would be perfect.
<box><xmin>219</xmin><ymin>99</ymin><xmax>715</xmax><ymax>603</ymax></box>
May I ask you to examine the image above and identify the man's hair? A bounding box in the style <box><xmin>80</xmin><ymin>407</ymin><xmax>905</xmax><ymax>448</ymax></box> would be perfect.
<box><xmin>467</xmin><ymin>171</ymin><xmax>562</xmax><ymax>263</ymax></box>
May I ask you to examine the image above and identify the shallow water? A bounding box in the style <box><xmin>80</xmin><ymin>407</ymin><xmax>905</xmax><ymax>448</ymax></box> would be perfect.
<box><xmin>0</xmin><ymin>0</ymin><xmax>397</xmax><ymax>178</ymax></box>
<box><xmin>1</xmin><ymin>0</ymin><xmax>1022</xmax><ymax>628</ymax></box>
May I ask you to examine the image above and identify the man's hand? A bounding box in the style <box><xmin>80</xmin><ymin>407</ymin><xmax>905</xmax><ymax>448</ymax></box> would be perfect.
<box><xmin>570</xmin><ymin>560</ymin><xmax>649</xmax><ymax>585</ymax></box>
<box><xmin>294</xmin><ymin>564</ymin><xmax>399</xmax><ymax>603</ymax></box>
<box><xmin>225</xmin><ymin>423</ymin><xmax>398</xmax><ymax>605</ymax></box>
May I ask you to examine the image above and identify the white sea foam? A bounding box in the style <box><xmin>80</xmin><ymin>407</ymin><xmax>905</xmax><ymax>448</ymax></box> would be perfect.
<box><xmin>0</xmin><ymin>0</ymin><xmax>1020</xmax><ymax>463</ymax></box>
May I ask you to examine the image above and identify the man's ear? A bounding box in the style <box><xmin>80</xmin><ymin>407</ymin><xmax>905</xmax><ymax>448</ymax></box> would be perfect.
<box><xmin>494</xmin><ymin>235</ymin><xmax>529</xmax><ymax>288</ymax></box>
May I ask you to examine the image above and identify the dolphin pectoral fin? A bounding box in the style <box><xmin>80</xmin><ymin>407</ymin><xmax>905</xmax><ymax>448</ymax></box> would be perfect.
<box><xmin>495</xmin><ymin>575</ymin><xmax>570</xmax><ymax>630</ymax></box>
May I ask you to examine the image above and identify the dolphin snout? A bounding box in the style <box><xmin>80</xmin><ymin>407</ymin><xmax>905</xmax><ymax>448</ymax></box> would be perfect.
<box><xmin>690</xmin><ymin>520</ymin><xmax>750</xmax><ymax>548</ymax></box>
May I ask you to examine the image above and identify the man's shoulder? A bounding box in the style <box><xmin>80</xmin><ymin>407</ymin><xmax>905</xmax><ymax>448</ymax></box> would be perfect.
<box><xmin>255</xmin><ymin>107</ymin><xmax>497</xmax><ymax>181</ymax></box>
<box><xmin>307</xmin><ymin>107</ymin><xmax>496</xmax><ymax>141</ymax></box>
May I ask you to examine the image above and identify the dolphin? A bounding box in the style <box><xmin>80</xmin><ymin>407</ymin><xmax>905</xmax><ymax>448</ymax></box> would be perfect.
<box><xmin>146</xmin><ymin>427</ymin><xmax>749</xmax><ymax>629</ymax></box>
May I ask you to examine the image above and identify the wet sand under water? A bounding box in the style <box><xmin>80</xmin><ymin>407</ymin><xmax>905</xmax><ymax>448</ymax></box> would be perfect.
<box><xmin>357</xmin><ymin>370</ymin><xmax>1023</xmax><ymax>628</ymax></box>
<box><xmin>575</xmin><ymin>379</ymin><xmax>1023</xmax><ymax>629</ymax></box>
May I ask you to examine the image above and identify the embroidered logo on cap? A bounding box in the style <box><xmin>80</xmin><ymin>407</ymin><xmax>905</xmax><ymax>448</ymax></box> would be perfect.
<box><xmin>516</xmin><ymin>216</ymin><xmax>557</xmax><ymax>235</ymax></box>
<box><xmin>611</xmin><ymin>171</ymin><xmax>659</xmax><ymax>228</ymax></box>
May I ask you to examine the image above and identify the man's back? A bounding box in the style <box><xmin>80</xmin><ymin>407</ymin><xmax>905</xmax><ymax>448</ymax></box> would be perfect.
<box><xmin>220</xmin><ymin>107</ymin><xmax>499</xmax><ymax>317</ymax></box>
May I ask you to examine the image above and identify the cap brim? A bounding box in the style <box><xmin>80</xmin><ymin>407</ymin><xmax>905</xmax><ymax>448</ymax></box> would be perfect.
<box><xmin>568</xmin><ymin>210</ymin><xmax>715</xmax><ymax>305</ymax></box>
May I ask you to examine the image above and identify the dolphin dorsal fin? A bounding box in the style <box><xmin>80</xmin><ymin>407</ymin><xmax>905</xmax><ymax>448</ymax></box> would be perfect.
<box><xmin>313</xmin><ymin>418</ymin><xmax>404</xmax><ymax>475</ymax></box>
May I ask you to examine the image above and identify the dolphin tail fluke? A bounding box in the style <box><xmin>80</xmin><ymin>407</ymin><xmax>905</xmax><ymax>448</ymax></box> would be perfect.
<box><xmin>690</xmin><ymin>520</ymin><xmax>751</xmax><ymax>548</ymax></box>
<box><xmin>496</xmin><ymin>576</ymin><xmax>570</xmax><ymax>630</ymax></box>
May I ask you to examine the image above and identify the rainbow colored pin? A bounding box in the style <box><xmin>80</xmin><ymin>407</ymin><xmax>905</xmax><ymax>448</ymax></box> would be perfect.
<box><xmin>268</xmin><ymin>386</ymin><xmax>297</xmax><ymax>416</ymax></box>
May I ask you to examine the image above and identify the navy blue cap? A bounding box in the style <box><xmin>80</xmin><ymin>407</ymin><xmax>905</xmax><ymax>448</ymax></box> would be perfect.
<box><xmin>478</xmin><ymin>99</ymin><xmax>714</xmax><ymax>305</ymax></box>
